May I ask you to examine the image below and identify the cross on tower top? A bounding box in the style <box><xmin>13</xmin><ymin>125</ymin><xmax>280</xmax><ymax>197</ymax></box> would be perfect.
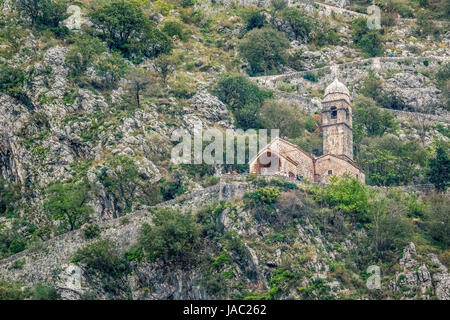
<box><xmin>330</xmin><ymin>65</ymin><xmax>339</xmax><ymax>79</ymax></box>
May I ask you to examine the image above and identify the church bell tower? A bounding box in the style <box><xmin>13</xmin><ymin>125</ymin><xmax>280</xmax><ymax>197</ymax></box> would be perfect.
<box><xmin>321</xmin><ymin>68</ymin><xmax>354</xmax><ymax>160</ymax></box>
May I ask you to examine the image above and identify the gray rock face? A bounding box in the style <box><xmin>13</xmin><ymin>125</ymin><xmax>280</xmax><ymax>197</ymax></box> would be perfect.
<box><xmin>384</xmin><ymin>72</ymin><xmax>442</xmax><ymax>112</ymax></box>
<box><xmin>189</xmin><ymin>90</ymin><xmax>230</xmax><ymax>122</ymax></box>
<box><xmin>391</xmin><ymin>243</ymin><xmax>449</xmax><ymax>300</ymax></box>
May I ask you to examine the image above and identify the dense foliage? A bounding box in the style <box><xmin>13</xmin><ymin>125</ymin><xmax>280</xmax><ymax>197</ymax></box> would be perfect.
<box><xmin>89</xmin><ymin>0</ymin><xmax>172</xmax><ymax>62</ymax></box>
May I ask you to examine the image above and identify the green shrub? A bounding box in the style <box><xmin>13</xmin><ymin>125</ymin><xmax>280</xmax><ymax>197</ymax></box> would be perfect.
<box><xmin>97</xmin><ymin>155</ymin><xmax>142</xmax><ymax>214</ymax></box>
<box><xmin>368</xmin><ymin>197</ymin><xmax>414</xmax><ymax>255</ymax></box>
<box><xmin>31</xmin><ymin>284</ymin><xmax>60</xmax><ymax>300</ymax></box>
<box><xmin>353</xmin><ymin>96</ymin><xmax>397</xmax><ymax>140</ymax></box>
<box><xmin>82</xmin><ymin>224</ymin><xmax>101</xmax><ymax>240</ymax></box>
<box><xmin>89</xmin><ymin>0</ymin><xmax>172</xmax><ymax>62</ymax></box>
<box><xmin>201</xmin><ymin>175</ymin><xmax>220</xmax><ymax>188</ymax></box>
<box><xmin>351</xmin><ymin>17</ymin><xmax>383</xmax><ymax>57</ymax></box>
<box><xmin>0</xmin><ymin>64</ymin><xmax>33</xmax><ymax>109</ymax></box>
<box><xmin>250</xmin><ymin>187</ymin><xmax>281</xmax><ymax>204</ymax></box>
<box><xmin>245</xmin><ymin>187</ymin><xmax>281</xmax><ymax>222</ymax></box>
<box><xmin>427</xmin><ymin>143</ymin><xmax>450</xmax><ymax>191</ymax></box>
<box><xmin>303</xmin><ymin>72</ymin><xmax>318</xmax><ymax>82</ymax></box>
<box><xmin>0</xmin><ymin>220</ymin><xmax>30</xmax><ymax>258</ymax></box>
<box><xmin>162</xmin><ymin>20</ymin><xmax>190</xmax><ymax>41</ymax></box>
<box><xmin>239</xmin><ymin>27</ymin><xmax>290</xmax><ymax>76</ymax></box>
<box><xmin>0</xmin><ymin>281</ymin><xmax>26</xmax><ymax>300</ymax></box>
<box><xmin>16</xmin><ymin>0</ymin><xmax>69</xmax><ymax>33</ymax></box>
<box><xmin>245</xmin><ymin>10</ymin><xmax>266</xmax><ymax>31</ymax></box>
<box><xmin>72</xmin><ymin>239</ymin><xmax>130</xmax><ymax>295</ymax></box>
<box><xmin>313</xmin><ymin>176</ymin><xmax>371</xmax><ymax>223</ymax></box>
<box><xmin>215</xmin><ymin>74</ymin><xmax>272</xmax><ymax>129</ymax></box>
<box><xmin>160</xmin><ymin>171</ymin><xmax>185</xmax><ymax>201</ymax></box>
<box><xmin>280</xmin><ymin>7</ymin><xmax>313</xmax><ymax>41</ymax></box>
<box><xmin>138</xmin><ymin>208</ymin><xmax>201</xmax><ymax>263</ymax></box>
<box><xmin>356</xmin><ymin>136</ymin><xmax>428</xmax><ymax>186</ymax></box>
<box><xmin>0</xmin><ymin>179</ymin><xmax>20</xmax><ymax>216</ymax></box>
<box><xmin>66</xmin><ymin>36</ymin><xmax>106</xmax><ymax>76</ymax></box>
<box><xmin>44</xmin><ymin>181</ymin><xmax>93</xmax><ymax>232</ymax></box>
<box><xmin>258</xmin><ymin>100</ymin><xmax>305</xmax><ymax>138</ymax></box>
<box><xmin>95</xmin><ymin>52</ymin><xmax>129</xmax><ymax>89</ymax></box>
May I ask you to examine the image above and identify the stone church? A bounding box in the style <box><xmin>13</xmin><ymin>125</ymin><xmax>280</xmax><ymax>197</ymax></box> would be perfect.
<box><xmin>249</xmin><ymin>77</ymin><xmax>365</xmax><ymax>184</ymax></box>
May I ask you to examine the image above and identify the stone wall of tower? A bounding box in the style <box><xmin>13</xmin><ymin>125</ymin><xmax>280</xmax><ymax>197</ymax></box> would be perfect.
<box><xmin>322</xmin><ymin>99</ymin><xmax>354</xmax><ymax>160</ymax></box>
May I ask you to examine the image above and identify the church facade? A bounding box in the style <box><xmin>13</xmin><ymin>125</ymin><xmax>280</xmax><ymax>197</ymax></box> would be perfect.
<box><xmin>249</xmin><ymin>77</ymin><xmax>365</xmax><ymax>184</ymax></box>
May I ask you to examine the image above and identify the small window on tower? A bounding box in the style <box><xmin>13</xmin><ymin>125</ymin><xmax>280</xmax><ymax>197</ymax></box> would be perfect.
<box><xmin>345</xmin><ymin>109</ymin><xmax>349</xmax><ymax>120</ymax></box>
<box><xmin>331</xmin><ymin>107</ymin><xmax>337</xmax><ymax>119</ymax></box>
<box><xmin>328</xmin><ymin>170</ymin><xmax>333</xmax><ymax>175</ymax></box>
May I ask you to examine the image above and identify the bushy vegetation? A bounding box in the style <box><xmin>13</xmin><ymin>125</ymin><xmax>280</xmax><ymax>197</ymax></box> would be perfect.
<box><xmin>258</xmin><ymin>100</ymin><xmax>306</xmax><ymax>138</ymax></box>
<box><xmin>427</xmin><ymin>143</ymin><xmax>450</xmax><ymax>191</ymax></box>
<box><xmin>215</xmin><ymin>74</ymin><xmax>272</xmax><ymax>129</ymax></box>
<box><xmin>244</xmin><ymin>186</ymin><xmax>282</xmax><ymax>222</ymax></box>
<box><xmin>239</xmin><ymin>27</ymin><xmax>290</xmax><ymax>76</ymax></box>
<box><xmin>312</xmin><ymin>176</ymin><xmax>371</xmax><ymax>223</ymax></box>
<box><xmin>0</xmin><ymin>179</ymin><xmax>20</xmax><ymax>216</ymax></box>
<box><xmin>0</xmin><ymin>64</ymin><xmax>33</xmax><ymax>109</ymax></box>
<box><xmin>138</xmin><ymin>208</ymin><xmax>200</xmax><ymax>263</ymax></box>
<box><xmin>280</xmin><ymin>7</ymin><xmax>339</xmax><ymax>46</ymax></box>
<box><xmin>72</xmin><ymin>239</ymin><xmax>130</xmax><ymax>296</ymax></box>
<box><xmin>351</xmin><ymin>17</ymin><xmax>383</xmax><ymax>57</ymax></box>
<box><xmin>89</xmin><ymin>0</ymin><xmax>172</xmax><ymax>62</ymax></box>
<box><xmin>357</xmin><ymin>136</ymin><xmax>428</xmax><ymax>186</ymax></box>
<box><xmin>44</xmin><ymin>181</ymin><xmax>93</xmax><ymax>233</ymax></box>
<box><xmin>16</xmin><ymin>0</ymin><xmax>69</xmax><ymax>36</ymax></box>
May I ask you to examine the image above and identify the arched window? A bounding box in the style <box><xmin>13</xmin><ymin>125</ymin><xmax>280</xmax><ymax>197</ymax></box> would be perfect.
<box><xmin>345</xmin><ymin>109</ymin><xmax>349</xmax><ymax>120</ymax></box>
<box><xmin>330</xmin><ymin>106</ymin><xmax>337</xmax><ymax>119</ymax></box>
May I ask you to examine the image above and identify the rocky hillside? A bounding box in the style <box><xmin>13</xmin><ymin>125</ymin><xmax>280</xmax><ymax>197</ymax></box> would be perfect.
<box><xmin>0</xmin><ymin>0</ymin><xmax>449</xmax><ymax>299</ymax></box>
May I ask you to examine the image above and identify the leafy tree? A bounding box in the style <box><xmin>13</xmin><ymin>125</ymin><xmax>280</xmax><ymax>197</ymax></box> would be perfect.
<box><xmin>280</xmin><ymin>7</ymin><xmax>314</xmax><ymax>41</ymax></box>
<box><xmin>89</xmin><ymin>0</ymin><xmax>172</xmax><ymax>62</ymax></box>
<box><xmin>0</xmin><ymin>179</ymin><xmax>20</xmax><ymax>216</ymax></box>
<box><xmin>351</xmin><ymin>17</ymin><xmax>383</xmax><ymax>57</ymax></box>
<box><xmin>0</xmin><ymin>64</ymin><xmax>33</xmax><ymax>109</ymax></box>
<box><xmin>162</xmin><ymin>20</ymin><xmax>190</xmax><ymax>41</ymax></box>
<box><xmin>73</xmin><ymin>239</ymin><xmax>129</xmax><ymax>277</ymax></box>
<box><xmin>44</xmin><ymin>181</ymin><xmax>93</xmax><ymax>232</ymax></box>
<box><xmin>31</xmin><ymin>284</ymin><xmax>60</xmax><ymax>300</ymax></box>
<box><xmin>258</xmin><ymin>100</ymin><xmax>305</xmax><ymax>138</ymax></box>
<box><xmin>239</xmin><ymin>27</ymin><xmax>289</xmax><ymax>76</ymax></box>
<box><xmin>95</xmin><ymin>52</ymin><xmax>129</xmax><ymax>89</ymax></box>
<box><xmin>16</xmin><ymin>0</ymin><xmax>69</xmax><ymax>34</ymax></box>
<box><xmin>154</xmin><ymin>55</ymin><xmax>174</xmax><ymax>85</ymax></box>
<box><xmin>125</xmin><ymin>68</ymin><xmax>152</xmax><ymax>108</ymax></box>
<box><xmin>66</xmin><ymin>36</ymin><xmax>106</xmax><ymax>76</ymax></box>
<box><xmin>245</xmin><ymin>9</ymin><xmax>266</xmax><ymax>31</ymax></box>
<box><xmin>72</xmin><ymin>239</ymin><xmax>130</xmax><ymax>295</ymax></box>
<box><xmin>138</xmin><ymin>208</ymin><xmax>200</xmax><ymax>263</ymax></box>
<box><xmin>313</xmin><ymin>176</ymin><xmax>371</xmax><ymax>223</ymax></box>
<box><xmin>427</xmin><ymin>143</ymin><xmax>450</xmax><ymax>191</ymax></box>
<box><xmin>160</xmin><ymin>170</ymin><xmax>185</xmax><ymax>201</ymax></box>
<box><xmin>423</xmin><ymin>193</ymin><xmax>450</xmax><ymax>247</ymax></box>
<box><xmin>279</xmin><ymin>7</ymin><xmax>339</xmax><ymax>46</ymax></box>
<box><xmin>271</xmin><ymin>0</ymin><xmax>288</xmax><ymax>16</ymax></box>
<box><xmin>353</xmin><ymin>96</ymin><xmax>397</xmax><ymax>139</ymax></box>
<box><xmin>357</xmin><ymin>136</ymin><xmax>428</xmax><ymax>186</ymax></box>
<box><xmin>97</xmin><ymin>155</ymin><xmax>144</xmax><ymax>215</ymax></box>
<box><xmin>368</xmin><ymin>197</ymin><xmax>414</xmax><ymax>255</ymax></box>
<box><xmin>215</xmin><ymin>74</ymin><xmax>272</xmax><ymax>129</ymax></box>
<box><xmin>0</xmin><ymin>220</ymin><xmax>29</xmax><ymax>257</ymax></box>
